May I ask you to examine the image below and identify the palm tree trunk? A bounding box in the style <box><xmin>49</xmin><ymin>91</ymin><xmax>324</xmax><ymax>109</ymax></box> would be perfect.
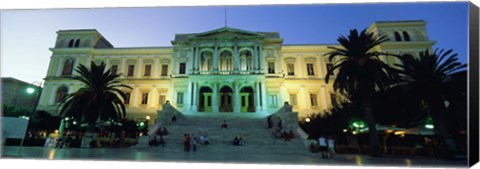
<box><xmin>80</xmin><ymin>122</ymin><xmax>96</xmax><ymax>148</ymax></box>
<box><xmin>429</xmin><ymin>98</ymin><xmax>457</xmax><ymax>158</ymax></box>
<box><xmin>363</xmin><ymin>100</ymin><xmax>381</xmax><ymax>157</ymax></box>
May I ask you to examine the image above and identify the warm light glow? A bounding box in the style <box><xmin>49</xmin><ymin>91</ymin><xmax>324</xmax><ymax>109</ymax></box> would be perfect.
<box><xmin>305</xmin><ymin>118</ymin><xmax>310</xmax><ymax>123</ymax></box>
<box><xmin>394</xmin><ymin>131</ymin><xmax>405</xmax><ymax>135</ymax></box>
<box><xmin>352</xmin><ymin>131</ymin><xmax>357</xmax><ymax>135</ymax></box>
<box><xmin>355</xmin><ymin>155</ymin><xmax>363</xmax><ymax>166</ymax></box>
<box><xmin>54</xmin><ymin>130</ymin><xmax>59</xmax><ymax>133</ymax></box>
<box><xmin>26</xmin><ymin>87</ymin><xmax>35</xmax><ymax>94</ymax></box>
<box><xmin>342</xmin><ymin>129</ymin><xmax>347</xmax><ymax>133</ymax></box>
<box><xmin>146</xmin><ymin>116</ymin><xmax>151</xmax><ymax>120</ymax></box>
<box><xmin>48</xmin><ymin>149</ymin><xmax>56</xmax><ymax>160</ymax></box>
<box><xmin>386</xmin><ymin>129</ymin><xmax>393</xmax><ymax>133</ymax></box>
<box><xmin>405</xmin><ymin>159</ymin><xmax>412</xmax><ymax>166</ymax></box>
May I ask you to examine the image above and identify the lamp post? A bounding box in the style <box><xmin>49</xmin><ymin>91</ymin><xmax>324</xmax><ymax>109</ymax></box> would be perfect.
<box><xmin>26</xmin><ymin>81</ymin><xmax>43</xmax><ymax>116</ymax></box>
<box><xmin>20</xmin><ymin>81</ymin><xmax>42</xmax><ymax>156</ymax></box>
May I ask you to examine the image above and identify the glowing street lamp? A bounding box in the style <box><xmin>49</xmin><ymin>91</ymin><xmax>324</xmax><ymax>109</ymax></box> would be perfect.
<box><xmin>425</xmin><ymin>124</ymin><xmax>434</xmax><ymax>129</ymax></box>
<box><xmin>26</xmin><ymin>88</ymin><xmax>35</xmax><ymax>94</ymax></box>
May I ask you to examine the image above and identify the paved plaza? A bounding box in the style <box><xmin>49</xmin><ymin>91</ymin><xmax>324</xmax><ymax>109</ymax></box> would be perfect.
<box><xmin>1</xmin><ymin>146</ymin><xmax>468</xmax><ymax>168</ymax></box>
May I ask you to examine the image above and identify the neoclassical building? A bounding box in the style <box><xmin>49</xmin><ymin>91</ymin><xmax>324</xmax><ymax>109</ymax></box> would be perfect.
<box><xmin>37</xmin><ymin>20</ymin><xmax>435</xmax><ymax>122</ymax></box>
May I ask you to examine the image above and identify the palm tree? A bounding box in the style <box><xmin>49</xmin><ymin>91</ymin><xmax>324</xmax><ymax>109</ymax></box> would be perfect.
<box><xmin>325</xmin><ymin>29</ymin><xmax>397</xmax><ymax>156</ymax></box>
<box><xmin>395</xmin><ymin>49</ymin><xmax>467</xmax><ymax>156</ymax></box>
<box><xmin>58</xmin><ymin>62</ymin><xmax>131</xmax><ymax>145</ymax></box>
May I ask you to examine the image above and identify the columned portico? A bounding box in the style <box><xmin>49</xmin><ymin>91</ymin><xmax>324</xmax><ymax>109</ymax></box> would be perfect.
<box><xmin>186</xmin><ymin>75</ymin><xmax>266</xmax><ymax>113</ymax></box>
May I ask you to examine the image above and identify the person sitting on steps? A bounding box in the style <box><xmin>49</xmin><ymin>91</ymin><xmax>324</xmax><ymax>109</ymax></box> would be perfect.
<box><xmin>221</xmin><ymin>120</ymin><xmax>228</xmax><ymax>129</ymax></box>
<box><xmin>233</xmin><ymin>136</ymin><xmax>239</xmax><ymax>146</ymax></box>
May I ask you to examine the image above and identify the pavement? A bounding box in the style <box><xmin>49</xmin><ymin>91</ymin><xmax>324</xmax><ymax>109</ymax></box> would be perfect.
<box><xmin>0</xmin><ymin>146</ymin><xmax>468</xmax><ymax>168</ymax></box>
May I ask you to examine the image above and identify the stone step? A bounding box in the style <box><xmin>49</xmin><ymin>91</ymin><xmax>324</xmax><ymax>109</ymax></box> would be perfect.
<box><xmin>136</xmin><ymin>112</ymin><xmax>307</xmax><ymax>155</ymax></box>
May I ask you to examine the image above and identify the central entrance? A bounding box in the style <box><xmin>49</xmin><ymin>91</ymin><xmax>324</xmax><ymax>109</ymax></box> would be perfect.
<box><xmin>240</xmin><ymin>87</ymin><xmax>255</xmax><ymax>112</ymax></box>
<box><xmin>219</xmin><ymin>86</ymin><xmax>233</xmax><ymax>112</ymax></box>
<box><xmin>199</xmin><ymin>86</ymin><xmax>212</xmax><ymax>112</ymax></box>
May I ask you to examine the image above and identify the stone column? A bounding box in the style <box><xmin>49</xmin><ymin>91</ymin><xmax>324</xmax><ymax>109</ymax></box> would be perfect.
<box><xmin>187</xmin><ymin>80</ymin><xmax>193</xmax><ymax>111</ymax></box>
<box><xmin>132</xmin><ymin>87</ymin><xmax>139</xmax><ymax>107</ymax></box>
<box><xmin>234</xmin><ymin>82</ymin><xmax>241</xmax><ymax>112</ymax></box>
<box><xmin>259</xmin><ymin>46</ymin><xmax>264</xmax><ymax>74</ymax></box>
<box><xmin>318</xmin><ymin>55</ymin><xmax>324</xmax><ymax>77</ymax></box>
<box><xmin>136</xmin><ymin>57</ymin><xmax>142</xmax><ymax>78</ymax></box>
<box><xmin>301</xmin><ymin>86</ymin><xmax>307</xmax><ymax>110</ymax></box>
<box><xmin>56</xmin><ymin>57</ymin><xmax>64</xmax><ymax>76</ymax></box>
<box><xmin>233</xmin><ymin>46</ymin><xmax>239</xmax><ymax>74</ymax></box>
<box><xmin>195</xmin><ymin>47</ymin><xmax>200</xmax><ymax>74</ymax></box>
<box><xmin>254</xmin><ymin>81</ymin><xmax>261</xmax><ymax>113</ymax></box>
<box><xmin>121</xmin><ymin>57</ymin><xmax>126</xmax><ymax>77</ymax></box>
<box><xmin>192</xmin><ymin>81</ymin><xmax>198</xmax><ymax>111</ymax></box>
<box><xmin>252</xmin><ymin>46</ymin><xmax>258</xmax><ymax>73</ymax></box>
<box><xmin>321</xmin><ymin>85</ymin><xmax>328</xmax><ymax>110</ymax></box>
<box><xmin>261</xmin><ymin>81</ymin><xmax>268</xmax><ymax>112</ymax></box>
<box><xmin>154</xmin><ymin>57</ymin><xmax>159</xmax><ymax>77</ymax></box>
<box><xmin>213</xmin><ymin>46</ymin><xmax>219</xmax><ymax>74</ymax></box>
<box><xmin>213</xmin><ymin>82</ymin><xmax>219</xmax><ymax>113</ymax></box>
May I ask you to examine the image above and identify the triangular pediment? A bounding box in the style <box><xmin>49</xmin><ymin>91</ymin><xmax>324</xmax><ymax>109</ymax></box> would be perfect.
<box><xmin>190</xmin><ymin>27</ymin><xmax>265</xmax><ymax>39</ymax></box>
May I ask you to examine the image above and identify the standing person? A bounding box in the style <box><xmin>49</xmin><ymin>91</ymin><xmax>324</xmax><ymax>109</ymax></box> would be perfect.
<box><xmin>183</xmin><ymin>133</ymin><xmax>190</xmax><ymax>152</ymax></box>
<box><xmin>192</xmin><ymin>137</ymin><xmax>198</xmax><ymax>151</ymax></box>
<box><xmin>158</xmin><ymin>134</ymin><xmax>165</xmax><ymax>147</ymax></box>
<box><xmin>318</xmin><ymin>135</ymin><xmax>328</xmax><ymax>158</ymax></box>
<box><xmin>327</xmin><ymin>136</ymin><xmax>335</xmax><ymax>158</ymax></box>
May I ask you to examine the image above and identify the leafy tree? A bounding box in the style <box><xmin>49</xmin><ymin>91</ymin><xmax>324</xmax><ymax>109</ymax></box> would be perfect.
<box><xmin>2</xmin><ymin>104</ymin><xmax>33</xmax><ymax>117</ymax></box>
<box><xmin>325</xmin><ymin>29</ymin><xmax>397</xmax><ymax>156</ymax></box>
<box><xmin>395</xmin><ymin>49</ymin><xmax>467</xmax><ymax>156</ymax></box>
<box><xmin>58</xmin><ymin>62</ymin><xmax>132</xmax><ymax>138</ymax></box>
<box><xmin>29</xmin><ymin>110</ymin><xmax>61</xmax><ymax>130</ymax></box>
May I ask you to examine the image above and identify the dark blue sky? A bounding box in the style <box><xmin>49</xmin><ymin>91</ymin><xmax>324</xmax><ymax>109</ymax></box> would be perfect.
<box><xmin>1</xmin><ymin>2</ymin><xmax>469</xmax><ymax>83</ymax></box>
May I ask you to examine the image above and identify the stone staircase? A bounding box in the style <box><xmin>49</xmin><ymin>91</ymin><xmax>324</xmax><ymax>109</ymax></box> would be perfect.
<box><xmin>133</xmin><ymin>112</ymin><xmax>308</xmax><ymax>155</ymax></box>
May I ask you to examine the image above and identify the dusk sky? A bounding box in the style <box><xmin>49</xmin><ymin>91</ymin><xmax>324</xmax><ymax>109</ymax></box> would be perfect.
<box><xmin>0</xmin><ymin>2</ymin><xmax>469</xmax><ymax>85</ymax></box>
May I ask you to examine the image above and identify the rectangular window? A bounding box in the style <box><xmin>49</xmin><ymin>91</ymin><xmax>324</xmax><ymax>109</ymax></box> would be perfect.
<box><xmin>111</xmin><ymin>65</ymin><xmax>118</xmax><ymax>75</ymax></box>
<box><xmin>326</xmin><ymin>63</ymin><xmax>334</xmax><ymax>75</ymax></box>
<box><xmin>158</xmin><ymin>95</ymin><xmax>166</xmax><ymax>105</ymax></box>
<box><xmin>177</xmin><ymin>92</ymin><xmax>184</xmax><ymax>104</ymax></box>
<box><xmin>179</xmin><ymin>63</ymin><xmax>186</xmax><ymax>74</ymax></box>
<box><xmin>287</xmin><ymin>63</ymin><xmax>295</xmax><ymax>76</ymax></box>
<box><xmin>268</xmin><ymin>62</ymin><xmax>275</xmax><ymax>74</ymax></box>
<box><xmin>289</xmin><ymin>94</ymin><xmax>297</xmax><ymax>106</ymax></box>
<box><xmin>127</xmin><ymin>65</ymin><xmax>135</xmax><ymax>77</ymax></box>
<box><xmin>144</xmin><ymin>65</ymin><xmax>151</xmax><ymax>76</ymax></box>
<box><xmin>124</xmin><ymin>92</ymin><xmax>131</xmax><ymax>104</ymax></box>
<box><xmin>269</xmin><ymin>95</ymin><xmax>278</xmax><ymax>106</ymax></box>
<box><xmin>161</xmin><ymin>65</ymin><xmax>168</xmax><ymax>76</ymax></box>
<box><xmin>307</xmin><ymin>63</ymin><xmax>315</xmax><ymax>76</ymax></box>
<box><xmin>330</xmin><ymin>94</ymin><xmax>338</xmax><ymax>107</ymax></box>
<box><xmin>310</xmin><ymin>94</ymin><xmax>318</xmax><ymax>106</ymax></box>
<box><xmin>141</xmin><ymin>92</ymin><xmax>148</xmax><ymax>105</ymax></box>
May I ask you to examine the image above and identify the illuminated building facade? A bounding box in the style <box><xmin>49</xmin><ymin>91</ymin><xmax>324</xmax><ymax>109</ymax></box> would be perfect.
<box><xmin>37</xmin><ymin>20</ymin><xmax>434</xmax><ymax>121</ymax></box>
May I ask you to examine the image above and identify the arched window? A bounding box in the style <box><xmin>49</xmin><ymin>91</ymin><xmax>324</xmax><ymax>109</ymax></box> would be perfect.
<box><xmin>68</xmin><ymin>39</ymin><xmax>74</xmax><ymax>47</ymax></box>
<box><xmin>394</xmin><ymin>32</ymin><xmax>402</xmax><ymax>41</ymax></box>
<box><xmin>62</xmin><ymin>59</ymin><xmax>74</xmax><ymax>76</ymax></box>
<box><xmin>219</xmin><ymin>50</ymin><xmax>233</xmax><ymax>74</ymax></box>
<box><xmin>402</xmin><ymin>31</ymin><xmax>411</xmax><ymax>41</ymax></box>
<box><xmin>200</xmin><ymin>51</ymin><xmax>213</xmax><ymax>73</ymax></box>
<box><xmin>55</xmin><ymin>86</ymin><xmax>68</xmax><ymax>103</ymax></box>
<box><xmin>74</xmin><ymin>39</ymin><xmax>80</xmax><ymax>47</ymax></box>
<box><xmin>239</xmin><ymin>50</ymin><xmax>253</xmax><ymax>72</ymax></box>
